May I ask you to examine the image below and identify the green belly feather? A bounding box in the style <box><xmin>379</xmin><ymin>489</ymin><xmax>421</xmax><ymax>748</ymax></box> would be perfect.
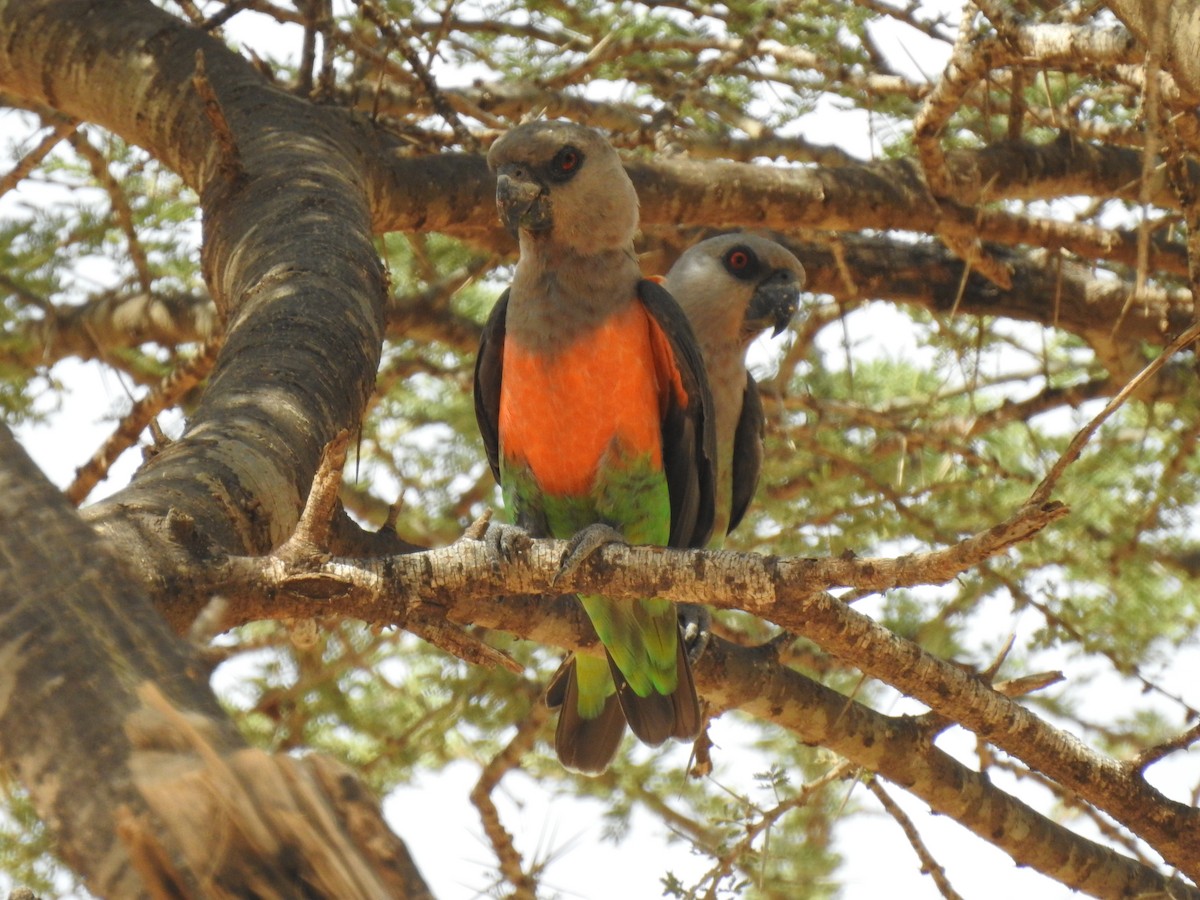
<box><xmin>501</xmin><ymin>442</ymin><xmax>679</xmax><ymax>702</ymax></box>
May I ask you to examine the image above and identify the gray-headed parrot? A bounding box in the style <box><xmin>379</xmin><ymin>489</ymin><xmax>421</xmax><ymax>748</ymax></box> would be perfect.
<box><xmin>473</xmin><ymin>121</ymin><xmax>718</xmax><ymax>773</ymax></box>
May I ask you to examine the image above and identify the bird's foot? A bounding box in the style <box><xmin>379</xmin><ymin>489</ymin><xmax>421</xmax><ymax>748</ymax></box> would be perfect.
<box><xmin>483</xmin><ymin>521</ymin><xmax>534</xmax><ymax>574</ymax></box>
<box><xmin>678</xmin><ymin>603</ymin><xmax>712</xmax><ymax>665</ymax></box>
<box><xmin>554</xmin><ymin>523</ymin><xmax>626</xmax><ymax>587</ymax></box>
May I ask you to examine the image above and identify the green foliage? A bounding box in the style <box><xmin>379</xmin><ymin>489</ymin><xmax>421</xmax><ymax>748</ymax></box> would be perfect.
<box><xmin>4</xmin><ymin>0</ymin><xmax>1198</xmax><ymax>897</ymax></box>
<box><xmin>0</xmin><ymin>125</ymin><xmax>204</xmax><ymax>421</ymax></box>
<box><xmin>0</xmin><ymin>783</ymin><xmax>79</xmax><ymax>897</ymax></box>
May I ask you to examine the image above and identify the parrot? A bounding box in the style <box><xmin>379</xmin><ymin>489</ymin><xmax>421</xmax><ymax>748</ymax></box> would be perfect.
<box><xmin>473</xmin><ymin>120</ymin><xmax>718</xmax><ymax>774</ymax></box>
<box><xmin>663</xmin><ymin>234</ymin><xmax>805</xmax><ymax>543</ymax></box>
<box><xmin>653</xmin><ymin>234</ymin><xmax>804</xmax><ymax>658</ymax></box>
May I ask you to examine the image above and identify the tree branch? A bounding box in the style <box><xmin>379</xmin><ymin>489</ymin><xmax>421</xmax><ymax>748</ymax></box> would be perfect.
<box><xmin>192</xmin><ymin>537</ymin><xmax>1193</xmax><ymax>897</ymax></box>
<box><xmin>175</xmin><ymin>483</ymin><xmax>1200</xmax><ymax>889</ymax></box>
<box><xmin>0</xmin><ymin>423</ymin><xmax>432</xmax><ymax>899</ymax></box>
<box><xmin>65</xmin><ymin>337</ymin><xmax>221</xmax><ymax>506</ymax></box>
<box><xmin>867</xmin><ymin>777</ymin><xmax>964</xmax><ymax>900</ymax></box>
<box><xmin>2</xmin><ymin>288</ymin><xmax>219</xmax><ymax>372</ymax></box>
<box><xmin>1</xmin><ymin>0</ymin><xmax>389</xmax><ymax>630</ymax></box>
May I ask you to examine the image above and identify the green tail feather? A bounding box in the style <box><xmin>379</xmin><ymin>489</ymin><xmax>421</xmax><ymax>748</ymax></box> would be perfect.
<box><xmin>505</xmin><ymin>452</ymin><xmax>702</xmax><ymax>770</ymax></box>
<box><xmin>580</xmin><ymin>593</ymin><xmax>679</xmax><ymax>697</ymax></box>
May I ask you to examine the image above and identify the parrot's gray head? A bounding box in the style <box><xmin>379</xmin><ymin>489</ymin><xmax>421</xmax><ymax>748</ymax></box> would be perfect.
<box><xmin>488</xmin><ymin>120</ymin><xmax>639</xmax><ymax>255</ymax></box>
<box><xmin>665</xmin><ymin>234</ymin><xmax>806</xmax><ymax>350</ymax></box>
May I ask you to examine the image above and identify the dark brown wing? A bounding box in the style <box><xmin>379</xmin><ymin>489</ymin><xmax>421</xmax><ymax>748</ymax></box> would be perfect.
<box><xmin>728</xmin><ymin>373</ymin><xmax>765</xmax><ymax>534</ymax></box>
<box><xmin>637</xmin><ymin>279</ymin><xmax>717</xmax><ymax>550</ymax></box>
<box><xmin>473</xmin><ymin>289</ymin><xmax>509</xmax><ymax>485</ymax></box>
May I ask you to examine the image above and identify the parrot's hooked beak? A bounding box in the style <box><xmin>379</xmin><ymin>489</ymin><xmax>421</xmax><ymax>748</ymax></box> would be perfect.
<box><xmin>496</xmin><ymin>166</ymin><xmax>552</xmax><ymax>237</ymax></box>
<box><xmin>745</xmin><ymin>269</ymin><xmax>801</xmax><ymax>338</ymax></box>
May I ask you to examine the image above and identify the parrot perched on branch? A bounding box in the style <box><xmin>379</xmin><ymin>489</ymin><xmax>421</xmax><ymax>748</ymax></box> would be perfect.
<box><xmin>473</xmin><ymin>121</ymin><xmax>717</xmax><ymax>774</ymax></box>
<box><xmin>663</xmin><ymin>234</ymin><xmax>805</xmax><ymax>543</ymax></box>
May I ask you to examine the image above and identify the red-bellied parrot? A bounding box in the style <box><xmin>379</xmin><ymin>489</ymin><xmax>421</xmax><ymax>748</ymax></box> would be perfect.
<box><xmin>474</xmin><ymin>120</ymin><xmax>717</xmax><ymax>773</ymax></box>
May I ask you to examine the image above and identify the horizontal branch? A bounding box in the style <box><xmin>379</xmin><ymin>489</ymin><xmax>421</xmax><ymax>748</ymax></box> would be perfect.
<box><xmin>785</xmin><ymin>235</ymin><xmax>1193</xmax><ymax>364</ymax></box>
<box><xmin>366</xmin><ymin>143</ymin><xmax>1195</xmax><ymax>361</ymax></box>
<box><xmin>1</xmin><ymin>288</ymin><xmax>218</xmax><ymax>370</ymax></box>
<box><xmin>186</xmin><ymin>497</ymin><xmax>1196</xmax><ymax>896</ymax></box>
<box><xmin>369</xmin><ymin>134</ymin><xmax>1190</xmax><ymax>256</ymax></box>
<box><xmin>192</xmin><ymin>494</ymin><xmax>1200</xmax><ymax>882</ymax></box>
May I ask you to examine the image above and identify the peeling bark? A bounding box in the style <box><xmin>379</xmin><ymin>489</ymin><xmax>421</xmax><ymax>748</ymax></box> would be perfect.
<box><xmin>0</xmin><ymin>425</ymin><xmax>431</xmax><ymax>898</ymax></box>
<box><xmin>1</xmin><ymin>0</ymin><xmax>1198</xmax><ymax>896</ymax></box>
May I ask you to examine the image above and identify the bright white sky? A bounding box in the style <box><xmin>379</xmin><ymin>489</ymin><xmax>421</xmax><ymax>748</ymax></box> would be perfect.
<box><xmin>4</xmin><ymin>2</ymin><xmax>1194</xmax><ymax>898</ymax></box>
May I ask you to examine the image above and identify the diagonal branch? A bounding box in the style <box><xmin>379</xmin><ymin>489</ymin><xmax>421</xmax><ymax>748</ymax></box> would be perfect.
<box><xmin>191</xmin><ymin>480</ymin><xmax>1200</xmax><ymax>887</ymax></box>
<box><xmin>469</xmin><ymin>693</ymin><xmax>549</xmax><ymax>899</ymax></box>
<box><xmin>867</xmin><ymin>777</ymin><xmax>965</xmax><ymax>900</ymax></box>
<box><xmin>0</xmin><ymin>112</ymin><xmax>78</xmax><ymax>198</ymax></box>
<box><xmin>65</xmin><ymin>337</ymin><xmax>222</xmax><ymax>506</ymax></box>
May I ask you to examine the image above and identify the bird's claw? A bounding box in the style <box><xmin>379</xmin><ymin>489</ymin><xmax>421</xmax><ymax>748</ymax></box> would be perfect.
<box><xmin>678</xmin><ymin>603</ymin><xmax>712</xmax><ymax>665</ymax></box>
<box><xmin>554</xmin><ymin>523</ymin><xmax>626</xmax><ymax>587</ymax></box>
<box><xmin>483</xmin><ymin>521</ymin><xmax>534</xmax><ymax>573</ymax></box>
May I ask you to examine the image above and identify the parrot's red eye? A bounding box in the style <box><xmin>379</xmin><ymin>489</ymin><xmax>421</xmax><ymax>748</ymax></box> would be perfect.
<box><xmin>723</xmin><ymin>245</ymin><xmax>758</xmax><ymax>279</ymax></box>
<box><xmin>550</xmin><ymin>146</ymin><xmax>583</xmax><ymax>180</ymax></box>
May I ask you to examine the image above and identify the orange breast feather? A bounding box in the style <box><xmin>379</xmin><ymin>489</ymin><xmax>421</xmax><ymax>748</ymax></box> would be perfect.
<box><xmin>499</xmin><ymin>301</ymin><xmax>686</xmax><ymax>496</ymax></box>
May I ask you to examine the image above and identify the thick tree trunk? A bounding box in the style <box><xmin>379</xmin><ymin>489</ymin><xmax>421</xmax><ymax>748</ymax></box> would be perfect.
<box><xmin>0</xmin><ymin>426</ymin><xmax>432</xmax><ymax>898</ymax></box>
<box><xmin>1108</xmin><ymin>0</ymin><xmax>1200</xmax><ymax>101</ymax></box>
<box><xmin>0</xmin><ymin>0</ymin><xmax>388</xmax><ymax>631</ymax></box>
<box><xmin>1</xmin><ymin>0</ymin><xmax>1196</xmax><ymax>896</ymax></box>
<box><xmin>0</xmin><ymin>3</ymin><xmax>438</xmax><ymax>892</ymax></box>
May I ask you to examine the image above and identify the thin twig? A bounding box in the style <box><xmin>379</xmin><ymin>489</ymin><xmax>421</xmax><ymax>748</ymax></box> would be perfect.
<box><xmin>66</xmin><ymin>337</ymin><xmax>222</xmax><ymax>506</ymax></box>
<box><xmin>297</xmin><ymin>0</ymin><xmax>318</xmax><ymax>96</ymax></box>
<box><xmin>315</xmin><ymin>0</ymin><xmax>337</xmax><ymax>100</ymax></box>
<box><xmin>1029</xmin><ymin>317</ymin><xmax>1200</xmax><ymax>506</ymax></box>
<box><xmin>468</xmin><ymin>697</ymin><xmax>550</xmax><ymax>900</ymax></box>
<box><xmin>286</xmin><ymin>429</ymin><xmax>352</xmax><ymax>554</ymax></box>
<box><xmin>867</xmin><ymin>777</ymin><xmax>965</xmax><ymax>900</ymax></box>
<box><xmin>0</xmin><ymin>115</ymin><xmax>78</xmax><ymax>200</ymax></box>
<box><xmin>68</xmin><ymin>129</ymin><xmax>154</xmax><ymax>293</ymax></box>
<box><xmin>692</xmin><ymin>760</ymin><xmax>858</xmax><ymax>897</ymax></box>
<box><xmin>1112</xmin><ymin>2</ymin><xmax>1168</xmax><ymax>340</ymax></box>
<box><xmin>1135</xmin><ymin>722</ymin><xmax>1200</xmax><ymax>773</ymax></box>
<box><xmin>358</xmin><ymin>0</ymin><xmax>478</xmax><ymax>151</ymax></box>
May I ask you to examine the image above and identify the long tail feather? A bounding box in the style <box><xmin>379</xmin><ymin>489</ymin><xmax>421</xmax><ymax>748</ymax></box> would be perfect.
<box><xmin>669</xmin><ymin>636</ymin><xmax>701</xmax><ymax>740</ymax></box>
<box><xmin>609</xmin><ymin>629</ymin><xmax>700</xmax><ymax>746</ymax></box>
<box><xmin>547</xmin><ymin>657</ymin><xmax>626</xmax><ymax>775</ymax></box>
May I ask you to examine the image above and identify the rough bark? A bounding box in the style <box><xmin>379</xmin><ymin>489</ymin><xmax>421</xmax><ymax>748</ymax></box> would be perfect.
<box><xmin>3</xmin><ymin>13</ymin><xmax>1192</xmax><ymax>583</ymax></box>
<box><xmin>365</xmin><ymin>143</ymin><xmax>1192</xmax><ymax>285</ymax></box>
<box><xmin>0</xmin><ymin>0</ymin><xmax>387</xmax><ymax>630</ymax></box>
<box><xmin>182</xmin><ymin>498</ymin><xmax>1195</xmax><ymax>888</ymax></box>
<box><xmin>0</xmin><ymin>425</ymin><xmax>431</xmax><ymax>898</ymax></box>
<box><xmin>0</xmin><ymin>0</ymin><xmax>1196</xmax><ymax>896</ymax></box>
<box><xmin>1109</xmin><ymin>0</ymin><xmax>1200</xmax><ymax>102</ymax></box>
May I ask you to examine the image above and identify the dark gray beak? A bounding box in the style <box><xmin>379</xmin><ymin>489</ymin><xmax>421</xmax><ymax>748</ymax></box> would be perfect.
<box><xmin>495</xmin><ymin>165</ymin><xmax>551</xmax><ymax>237</ymax></box>
<box><xmin>745</xmin><ymin>269</ymin><xmax>801</xmax><ymax>338</ymax></box>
